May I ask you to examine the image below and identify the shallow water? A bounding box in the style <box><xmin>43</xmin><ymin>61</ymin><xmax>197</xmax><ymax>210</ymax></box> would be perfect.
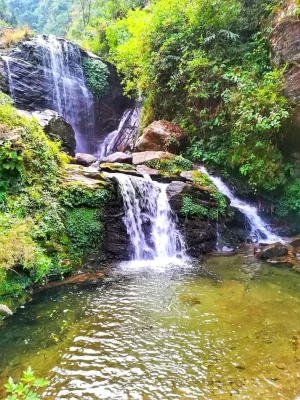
<box><xmin>1</xmin><ymin>251</ymin><xmax>300</xmax><ymax>399</ymax></box>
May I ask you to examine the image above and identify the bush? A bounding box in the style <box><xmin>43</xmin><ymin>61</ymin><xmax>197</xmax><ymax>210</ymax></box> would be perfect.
<box><xmin>82</xmin><ymin>58</ymin><xmax>110</xmax><ymax>97</ymax></box>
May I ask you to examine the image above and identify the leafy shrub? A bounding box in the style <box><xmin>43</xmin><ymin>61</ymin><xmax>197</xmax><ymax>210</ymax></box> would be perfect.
<box><xmin>82</xmin><ymin>58</ymin><xmax>110</xmax><ymax>97</ymax></box>
<box><xmin>181</xmin><ymin>196</ymin><xmax>208</xmax><ymax>218</ymax></box>
<box><xmin>65</xmin><ymin>208</ymin><xmax>104</xmax><ymax>259</ymax></box>
<box><xmin>60</xmin><ymin>184</ymin><xmax>111</xmax><ymax>208</ymax></box>
<box><xmin>4</xmin><ymin>366</ymin><xmax>49</xmax><ymax>400</ymax></box>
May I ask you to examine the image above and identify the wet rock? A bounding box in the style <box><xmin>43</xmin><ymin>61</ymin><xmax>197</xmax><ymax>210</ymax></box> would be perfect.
<box><xmin>135</xmin><ymin>120</ymin><xmax>187</xmax><ymax>153</ymax></box>
<box><xmin>19</xmin><ymin>109</ymin><xmax>76</xmax><ymax>156</ymax></box>
<box><xmin>290</xmin><ymin>237</ymin><xmax>300</xmax><ymax>248</ymax></box>
<box><xmin>132</xmin><ymin>151</ymin><xmax>175</xmax><ymax>165</ymax></box>
<box><xmin>257</xmin><ymin>243</ymin><xmax>289</xmax><ymax>260</ymax></box>
<box><xmin>136</xmin><ymin>164</ymin><xmax>160</xmax><ymax>177</ymax></box>
<box><xmin>100</xmin><ymin>163</ymin><xmax>143</xmax><ymax>177</ymax></box>
<box><xmin>63</xmin><ymin>164</ymin><xmax>108</xmax><ymax>189</ymax></box>
<box><xmin>179</xmin><ymin>218</ymin><xmax>217</xmax><ymax>256</ymax></box>
<box><xmin>266</xmin><ymin>256</ymin><xmax>296</xmax><ymax>268</ymax></box>
<box><xmin>180</xmin><ymin>171</ymin><xmax>194</xmax><ymax>182</ymax></box>
<box><xmin>75</xmin><ymin>153</ymin><xmax>97</xmax><ymax>167</ymax></box>
<box><xmin>0</xmin><ymin>304</ymin><xmax>13</xmax><ymax>316</ymax></box>
<box><xmin>167</xmin><ymin>181</ymin><xmax>215</xmax><ymax>213</ymax></box>
<box><xmin>102</xmin><ymin>152</ymin><xmax>133</xmax><ymax>164</ymax></box>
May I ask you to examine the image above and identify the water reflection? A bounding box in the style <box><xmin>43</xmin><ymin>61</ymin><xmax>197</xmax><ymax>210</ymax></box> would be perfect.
<box><xmin>0</xmin><ymin>251</ymin><xmax>300</xmax><ymax>399</ymax></box>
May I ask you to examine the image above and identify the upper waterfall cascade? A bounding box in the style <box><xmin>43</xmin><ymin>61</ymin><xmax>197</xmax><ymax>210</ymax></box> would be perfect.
<box><xmin>97</xmin><ymin>107</ymin><xmax>142</xmax><ymax>159</ymax></box>
<box><xmin>110</xmin><ymin>173</ymin><xmax>185</xmax><ymax>261</ymax></box>
<box><xmin>4</xmin><ymin>35</ymin><xmax>95</xmax><ymax>153</ymax></box>
<box><xmin>200</xmin><ymin>167</ymin><xmax>282</xmax><ymax>243</ymax></box>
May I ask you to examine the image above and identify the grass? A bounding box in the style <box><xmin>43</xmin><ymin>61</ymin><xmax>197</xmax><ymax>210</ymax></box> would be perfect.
<box><xmin>1</xmin><ymin>26</ymin><xmax>33</xmax><ymax>48</ymax></box>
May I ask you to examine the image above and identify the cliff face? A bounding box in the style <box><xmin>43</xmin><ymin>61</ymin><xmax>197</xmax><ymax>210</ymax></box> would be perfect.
<box><xmin>270</xmin><ymin>4</ymin><xmax>300</xmax><ymax>160</ymax></box>
<box><xmin>0</xmin><ymin>35</ymin><xmax>131</xmax><ymax>154</ymax></box>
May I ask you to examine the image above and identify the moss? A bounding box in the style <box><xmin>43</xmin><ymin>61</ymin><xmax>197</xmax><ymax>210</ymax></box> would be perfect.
<box><xmin>82</xmin><ymin>58</ymin><xmax>110</xmax><ymax>98</ymax></box>
<box><xmin>146</xmin><ymin>155</ymin><xmax>192</xmax><ymax>176</ymax></box>
<box><xmin>100</xmin><ymin>162</ymin><xmax>136</xmax><ymax>171</ymax></box>
<box><xmin>65</xmin><ymin>207</ymin><xmax>104</xmax><ymax>261</ymax></box>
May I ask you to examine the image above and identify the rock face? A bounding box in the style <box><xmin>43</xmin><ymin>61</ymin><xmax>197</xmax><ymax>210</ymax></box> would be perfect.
<box><xmin>166</xmin><ymin>181</ymin><xmax>219</xmax><ymax>255</ymax></box>
<box><xmin>135</xmin><ymin>120</ymin><xmax>187</xmax><ymax>152</ymax></box>
<box><xmin>271</xmin><ymin>18</ymin><xmax>300</xmax><ymax>100</ymax></box>
<box><xmin>132</xmin><ymin>151</ymin><xmax>175</xmax><ymax>165</ymax></box>
<box><xmin>0</xmin><ymin>35</ymin><xmax>131</xmax><ymax>154</ymax></box>
<box><xmin>19</xmin><ymin>109</ymin><xmax>76</xmax><ymax>156</ymax></box>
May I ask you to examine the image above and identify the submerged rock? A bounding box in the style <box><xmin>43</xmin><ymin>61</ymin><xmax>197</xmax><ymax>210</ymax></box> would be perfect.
<box><xmin>257</xmin><ymin>243</ymin><xmax>289</xmax><ymax>260</ymax></box>
<box><xmin>135</xmin><ymin>120</ymin><xmax>187</xmax><ymax>152</ymax></box>
<box><xmin>75</xmin><ymin>153</ymin><xmax>97</xmax><ymax>167</ymax></box>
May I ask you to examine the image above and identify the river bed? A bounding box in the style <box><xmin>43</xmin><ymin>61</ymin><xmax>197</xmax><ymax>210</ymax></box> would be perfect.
<box><xmin>1</xmin><ymin>251</ymin><xmax>300</xmax><ymax>399</ymax></box>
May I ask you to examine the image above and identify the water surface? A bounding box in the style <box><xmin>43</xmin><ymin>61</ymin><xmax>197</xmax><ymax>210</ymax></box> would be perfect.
<box><xmin>1</xmin><ymin>251</ymin><xmax>300</xmax><ymax>399</ymax></box>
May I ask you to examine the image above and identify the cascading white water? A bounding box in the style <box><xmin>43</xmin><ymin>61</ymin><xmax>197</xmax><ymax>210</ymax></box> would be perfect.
<box><xmin>200</xmin><ymin>167</ymin><xmax>281</xmax><ymax>243</ymax></box>
<box><xmin>5</xmin><ymin>35</ymin><xmax>95</xmax><ymax>153</ymax></box>
<box><xmin>110</xmin><ymin>173</ymin><xmax>185</xmax><ymax>260</ymax></box>
<box><xmin>36</xmin><ymin>35</ymin><xmax>95</xmax><ymax>153</ymax></box>
<box><xmin>97</xmin><ymin>109</ymin><xmax>132</xmax><ymax>159</ymax></box>
<box><xmin>97</xmin><ymin>107</ymin><xmax>142</xmax><ymax>159</ymax></box>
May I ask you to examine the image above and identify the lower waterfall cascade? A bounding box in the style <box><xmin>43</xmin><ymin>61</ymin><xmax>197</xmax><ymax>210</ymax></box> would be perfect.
<box><xmin>200</xmin><ymin>166</ymin><xmax>282</xmax><ymax>243</ymax></box>
<box><xmin>110</xmin><ymin>173</ymin><xmax>186</xmax><ymax>261</ymax></box>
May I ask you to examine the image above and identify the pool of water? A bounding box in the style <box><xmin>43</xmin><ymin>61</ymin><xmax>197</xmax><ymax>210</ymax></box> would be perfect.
<box><xmin>1</xmin><ymin>251</ymin><xmax>300</xmax><ymax>399</ymax></box>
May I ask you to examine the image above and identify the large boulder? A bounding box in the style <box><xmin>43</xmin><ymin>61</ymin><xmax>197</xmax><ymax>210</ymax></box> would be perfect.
<box><xmin>132</xmin><ymin>151</ymin><xmax>175</xmax><ymax>165</ymax></box>
<box><xmin>256</xmin><ymin>243</ymin><xmax>289</xmax><ymax>260</ymax></box>
<box><xmin>102</xmin><ymin>152</ymin><xmax>133</xmax><ymax>164</ymax></box>
<box><xmin>75</xmin><ymin>153</ymin><xmax>97</xmax><ymax>167</ymax></box>
<box><xmin>135</xmin><ymin>120</ymin><xmax>187</xmax><ymax>152</ymax></box>
<box><xmin>18</xmin><ymin>109</ymin><xmax>76</xmax><ymax>156</ymax></box>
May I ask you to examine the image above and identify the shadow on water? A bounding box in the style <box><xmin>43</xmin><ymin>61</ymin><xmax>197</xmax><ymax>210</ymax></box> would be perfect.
<box><xmin>1</xmin><ymin>251</ymin><xmax>300</xmax><ymax>399</ymax></box>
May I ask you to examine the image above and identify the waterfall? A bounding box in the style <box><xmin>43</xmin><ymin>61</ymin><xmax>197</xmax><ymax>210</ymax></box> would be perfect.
<box><xmin>4</xmin><ymin>35</ymin><xmax>95</xmax><ymax>154</ymax></box>
<box><xmin>200</xmin><ymin>167</ymin><xmax>281</xmax><ymax>243</ymax></box>
<box><xmin>111</xmin><ymin>173</ymin><xmax>185</xmax><ymax>260</ymax></box>
<box><xmin>97</xmin><ymin>109</ymin><xmax>132</xmax><ymax>159</ymax></box>
<box><xmin>97</xmin><ymin>107</ymin><xmax>141</xmax><ymax>159</ymax></box>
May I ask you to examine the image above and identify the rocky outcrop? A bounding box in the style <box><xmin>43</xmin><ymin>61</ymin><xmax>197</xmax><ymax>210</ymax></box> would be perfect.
<box><xmin>271</xmin><ymin>17</ymin><xmax>300</xmax><ymax>100</ymax></box>
<box><xmin>0</xmin><ymin>35</ymin><xmax>131</xmax><ymax>154</ymax></box>
<box><xmin>18</xmin><ymin>109</ymin><xmax>76</xmax><ymax>156</ymax></box>
<box><xmin>102</xmin><ymin>152</ymin><xmax>133</xmax><ymax>164</ymax></box>
<box><xmin>0</xmin><ymin>304</ymin><xmax>13</xmax><ymax>316</ymax></box>
<box><xmin>75</xmin><ymin>153</ymin><xmax>97</xmax><ymax>167</ymax></box>
<box><xmin>132</xmin><ymin>151</ymin><xmax>175</xmax><ymax>165</ymax></box>
<box><xmin>135</xmin><ymin>120</ymin><xmax>187</xmax><ymax>153</ymax></box>
<box><xmin>256</xmin><ymin>243</ymin><xmax>289</xmax><ymax>260</ymax></box>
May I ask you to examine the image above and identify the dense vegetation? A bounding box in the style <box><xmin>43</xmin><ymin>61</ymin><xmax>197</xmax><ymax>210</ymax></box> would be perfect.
<box><xmin>0</xmin><ymin>93</ymin><xmax>109</xmax><ymax>304</ymax></box>
<box><xmin>66</xmin><ymin>0</ymin><xmax>300</xmax><ymax>218</ymax></box>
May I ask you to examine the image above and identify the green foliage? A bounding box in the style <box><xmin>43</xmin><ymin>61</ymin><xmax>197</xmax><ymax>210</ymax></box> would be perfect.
<box><xmin>7</xmin><ymin>0</ymin><xmax>72</xmax><ymax>36</ymax></box>
<box><xmin>60</xmin><ymin>184</ymin><xmax>110</xmax><ymax>208</ymax></box>
<box><xmin>4</xmin><ymin>366</ymin><xmax>49</xmax><ymax>400</ymax></box>
<box><xmin>82</xmin><ymin>58</ymin><xmax>110</xmax><ymax>97</ymax></box>
<box><xmin>65</xmin><ymin>207</ymin><xmax>104</xmax><ymax>259</ymax></box>
<box><xmin>146</xmin><ymin>155</ymin><xmax>192</xmax><ymax>175</ymax></box>
<box><xmin>275</xmin><ymin>179</ymin><xmax>300</xmax><ymax>217</ymax></box>
<box><xmin>181</xmin><ymin>196</ymin><xmax>208</xmax><ymax>218</ymax></box>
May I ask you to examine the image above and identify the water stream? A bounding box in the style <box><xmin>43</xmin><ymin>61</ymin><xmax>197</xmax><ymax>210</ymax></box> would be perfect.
<box><xmin>97</xmin><ymin>107</ymin><xmax>141</xmax><ymax>159</ymax></box>
<box><xmin>111</xmin><ymin>173</ymin><xmax>185</xmax><ymax>261</ymax></box>
<box><xmin>1</xmin><ymin>252</ymin><xmax>300</xmax><ymax>399</ymax></box>
<box><xmin>200</xmin><ymin>167</ymin><xmax>281</xmax><ymax>243</ymax></box>
<box><xmin>4</xmin><ymin>35</ymin><xmax>95</xmax><ymax>153</ymax></box>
